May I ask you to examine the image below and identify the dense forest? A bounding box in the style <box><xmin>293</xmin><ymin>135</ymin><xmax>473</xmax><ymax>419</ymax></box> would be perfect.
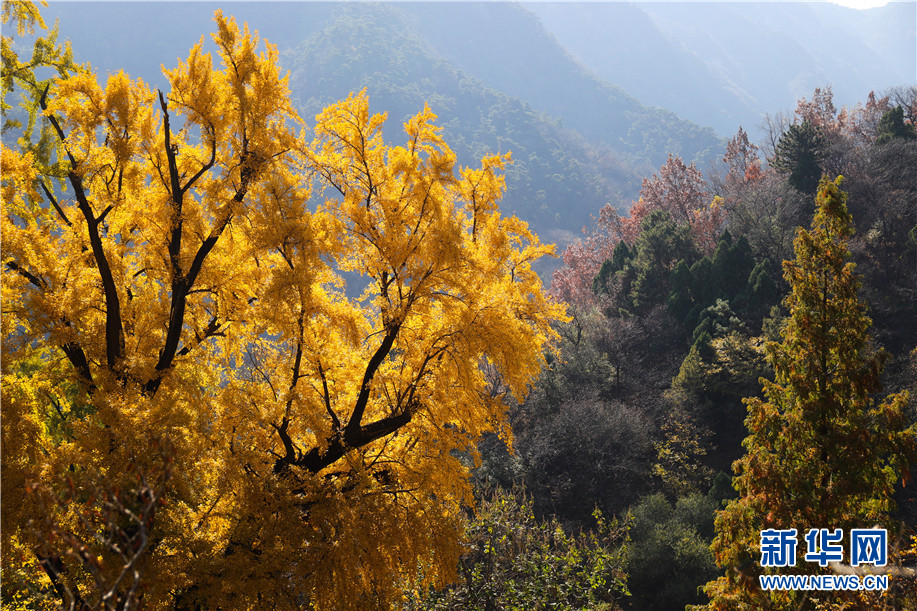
<box><xmin>2</xmin><ymin>2</ymin><xmax>916</xmax><ymax>610</ymax></box>
<box><xmin>470</xmin><ymin>88</ymin><xmax>917</xmax><ymax>610</ymax></box>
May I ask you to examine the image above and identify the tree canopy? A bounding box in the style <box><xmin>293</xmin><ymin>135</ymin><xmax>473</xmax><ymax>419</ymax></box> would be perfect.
<box><xmin>876</xmin><ymin>105</ymin><xmax>917</xmax><ymax>145</ymax></box>
<box><xmin>1</xmin><ymin>8</ymin><xmax>564</xmax><ymax>609</ymax></box>
<box><xmin>702</xmin><ymin>178</ymin><xmax>916</xmax><ymax>609</ymax></box>
<box><xmin>771</xmin><ymin>120</ymin><xmax>826</xmax><ymax>197</ymax></box>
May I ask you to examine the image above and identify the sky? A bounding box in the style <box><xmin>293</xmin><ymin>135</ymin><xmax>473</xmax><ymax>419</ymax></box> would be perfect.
<box><xmin>829</xmin><ymin>0</ymin><xmax>892</xmax><ymax>8</ymax></box>
<box><xmin>623</xmin><ymin>0</ymin><xmax>897</xmax><ymax>8</ymax></box>
<box><xmin>541</xmin><ymin>0</ymin><xmax>899</xmax><ymax>9</ymax></box>
<box><xmin>38</xmin><ymin>0</ymin><xmax>902</xmax><ymax>10</ymax></box>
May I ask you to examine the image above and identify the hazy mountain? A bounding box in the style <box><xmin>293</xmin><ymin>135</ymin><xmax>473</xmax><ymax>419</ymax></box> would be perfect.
<box><xmin>398</xmin><ymin>2</ymin><xmax>722</xmax><ymax>169</ymax></box>
<box><xmin>36</xmin><ymin>2</ymin><xmax>722</xmax><ymax>245</ymax></box>
<box><xmin>33</xmin><ymin>1</ymin><xmax>912</xmax><ymax>248</ymax></box>
<box><xmin>36</xmin><ymin>3</ymin><xmax>348</xmax><ymax>92</ymax></box>
<box><xmin>41</xmin><ymin>2</ymin><xmax>721</xmax><ymax>165</ymax></box>
<box><xmin>286</xmin><ymin>4</ymin><xmax>642</xmax><ymax>244</ymax></box>
<box><xmin>527</xmin><ymin>1</ymin><xmax>916</xmax><ymax>137</ymax></box>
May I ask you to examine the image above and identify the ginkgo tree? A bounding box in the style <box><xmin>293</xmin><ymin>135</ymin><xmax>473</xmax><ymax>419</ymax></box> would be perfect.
<box><xmin>1</xmin><ymin>7</ymin><xmax>564</xmax><ymax>609</ymax></box>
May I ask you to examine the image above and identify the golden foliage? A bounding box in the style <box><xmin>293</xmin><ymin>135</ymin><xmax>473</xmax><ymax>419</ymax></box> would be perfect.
<box><xmin>1</xmin><ymin>10</ymin><xmax>565</xmax><ymax>609</ymax></box>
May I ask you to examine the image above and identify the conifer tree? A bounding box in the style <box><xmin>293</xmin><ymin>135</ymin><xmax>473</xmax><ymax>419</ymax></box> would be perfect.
<box><xmin>875</xmin><ymin>105</ymin><xmax>916</xmax><ymax>145</ymax></box>
<box><xmin>701</xmin><ymin>177</ymin><xmax>916</xmax><ymax>610</ymax></box>
<box><xmin>629</xmin><ymin>210</ymin><xmax>697</xmax><ymax>312</ymax></box>
<box><xmin>771</xmin><ymin>120</ymin><xmax>826</xmax><ymax>196</ymax></box>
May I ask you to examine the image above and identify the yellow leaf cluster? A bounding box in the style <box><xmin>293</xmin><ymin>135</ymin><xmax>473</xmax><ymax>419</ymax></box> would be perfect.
<box><xmin>1</xmin><ymin>10</ymin><xmax>565</xmax><ymax>609</ymax></box>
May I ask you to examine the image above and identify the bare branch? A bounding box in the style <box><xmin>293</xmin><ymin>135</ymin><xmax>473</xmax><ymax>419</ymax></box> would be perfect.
<box><xmin>317</xmin><ymin>361</ymin><xmax>341</xmax><ymax>431</ymax></box>
<box><xmin>176</xmin><ymin>316</ymin><xmax>225</xmax><ymax>358</ymax></box>
<box><xmin>345</xmin><ymin>320</ymin><xmax>402</xmax><ymax>437</ymax></box>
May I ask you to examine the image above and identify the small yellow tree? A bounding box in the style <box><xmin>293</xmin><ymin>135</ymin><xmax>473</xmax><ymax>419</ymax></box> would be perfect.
<box><xmin>1</xmin><ymin>8</ymin><xmax>564</xmax><ymax>608</ymax></box>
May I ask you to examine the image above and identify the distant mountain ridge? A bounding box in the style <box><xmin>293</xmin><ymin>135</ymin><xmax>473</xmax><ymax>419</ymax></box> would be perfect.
<box><xmin>286</xmin><ymin>3</ymin><xmax>642</xmax><ymax>243</ymax></box>
<box><xmin>37</xmin><ymin>1</ymin><xmax>725</xmax><ymax>245</ymax></box>
<box><xmin>527</xmin><ymin>1</ymin><xmax>916</xmax><ymax>137</ymax></box>
<box><xmin>397</xmin><ymin>3</ymin><xmax>722</xmax><ymax>168</ymax></box>
<box><xmin>33</xmin><ymin>2</ymin><xmax>914</xmax><ymax>249</ymax></box>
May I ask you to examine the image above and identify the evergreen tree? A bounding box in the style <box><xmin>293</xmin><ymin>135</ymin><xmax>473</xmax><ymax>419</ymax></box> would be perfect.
<box><xmin>592</xmin><ymin>240</ymin><xmax>633</xmax><ymax>294</ymax></box>
<box><xmin>629</xmin><ymin>210</ymin><xmax>698</xmax><ymax>312</ymax></box>
<box><xmin>667</xmin><ymin>231</ymin><xmax>759</xmax><ymax>332</ymax></box>
<box><xmin>667</xmin><ymin>259</ymin><xmax>694</xmax><ymax>321</ymax></box>
<box><xmin>771</xmin><ymin>120</ymin><xmax>826</xmax><ymax>196</ymax></box>
<box><xmin>875</xmin><ymin>105</ymin><xmax>916</xmax><ymax>145</ymax></box>
<box><xmin>712</xmin><ymin>233</ymin><xmax>755</xmax><ymax>299</ymax></box>
<box><xmin>701</xmin><ymin>178</ymin><xmax>917</xmax><ymax>610</ymax></box>
<box><xmin>742</xmin><ymin>259</ymin><xmax>780</xmax><ymax>319</ymax></box>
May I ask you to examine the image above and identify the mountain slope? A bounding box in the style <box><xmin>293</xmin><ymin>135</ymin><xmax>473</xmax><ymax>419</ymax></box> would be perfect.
<box><xmin>287</xmin><ymin>4</ymin><xmax>642</xmax><ymax>243</ymax></box>
<box><xmin>528</xmin><ymin>1</ymin><xmax>916</xmax><ymax>137</ymax></box>
<box><xmin>400</xmin><ymin>2</ymin><xmax>723</xmax><ymax>169</ymax></box>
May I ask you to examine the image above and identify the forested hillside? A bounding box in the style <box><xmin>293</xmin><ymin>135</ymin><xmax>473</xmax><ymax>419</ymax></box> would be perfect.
<box><xmin>31</xmin><ymin>1</ymin><xmax>724</xmax><ymax>244</ymax></box>
<box><xmin>2</xmin><ymin>2</ymin><xmax>915</xmax><ymax>610</ymax></box>
<box><xmin>284</xmin><ymin>3</ymin><xmax>641</xmax><ymax>244</ymax></box>
<box><xmin>33</xmin><ymin>1</ymin><xmax>914</xmax><ymax>247</ymax></box>
<box><xmin>395</xmin><ymin>2</ymin><xmax>722</xmax><ymax>167</ymax></box>
<box><xmin>505</xmin><ymin>88</ymin><xmax>917</xmax><ymax>609</ymax></box>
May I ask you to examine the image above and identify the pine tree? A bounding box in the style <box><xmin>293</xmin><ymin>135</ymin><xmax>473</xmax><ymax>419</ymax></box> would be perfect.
<box><xmin>875</xmin><ymin>106</ymin><xmax>916</xmax><ymax>145</ymax></box>
<box><xmin>629</xmin><ymin>210</ymin><xmax>698</xmax><ymax>312</ymax></box>
<box><xmin>771</xmin><ymin>120</ymin><xmax>826</xmax><ymax>196</ymax></box>
<box><xmin>701</xmin><ymin>177</ymin><xmax>917</xmax><ymax>610</ymax></box>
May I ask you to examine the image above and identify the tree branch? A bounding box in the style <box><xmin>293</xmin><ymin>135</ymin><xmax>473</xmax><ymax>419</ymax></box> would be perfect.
<box><xmin>175</xmin><ymin>316</ymin><xmax>224</xmax><ymax>358</ymax></box>
<box><xmin>39</xmin><ymin>179</ymin><xmax>72</xmax><ymax>227</ymax></box>
<box><xmin>317</xmin><ymin>361</ymin><xmax>340</xmax><ymax>431</ymax></box>
<box><xmin>276</xmin><ymin>409</ymin><xmax>414</xmax><ymax>476</ymax></box>
<box><xmin>345</xmin><ymin>320</ymin><xmax>402</xmax><ymax>439</ymax></box>
<box><xmin>146</xmin><ymin>110</ymin><xmax>254</xmax><ymax>396</ymax></box>
<box><xmin>40</xmin><ymin>85</ymin><xmax>125</xmax><ymax>373</ymax></box>
<box><xmin>59</xmin><ymin>340</ymin><xmax>94</xmax><ymax>391</ymax></box>
<box><xmin>5</xmin><ymin>260</ymin><xmax>47</xmax><ymax>289</ymax></box>
<box><xmin>35</xmin><ymin>552</ymin><xmax>85</xmax><ymax>610</ymax></box>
